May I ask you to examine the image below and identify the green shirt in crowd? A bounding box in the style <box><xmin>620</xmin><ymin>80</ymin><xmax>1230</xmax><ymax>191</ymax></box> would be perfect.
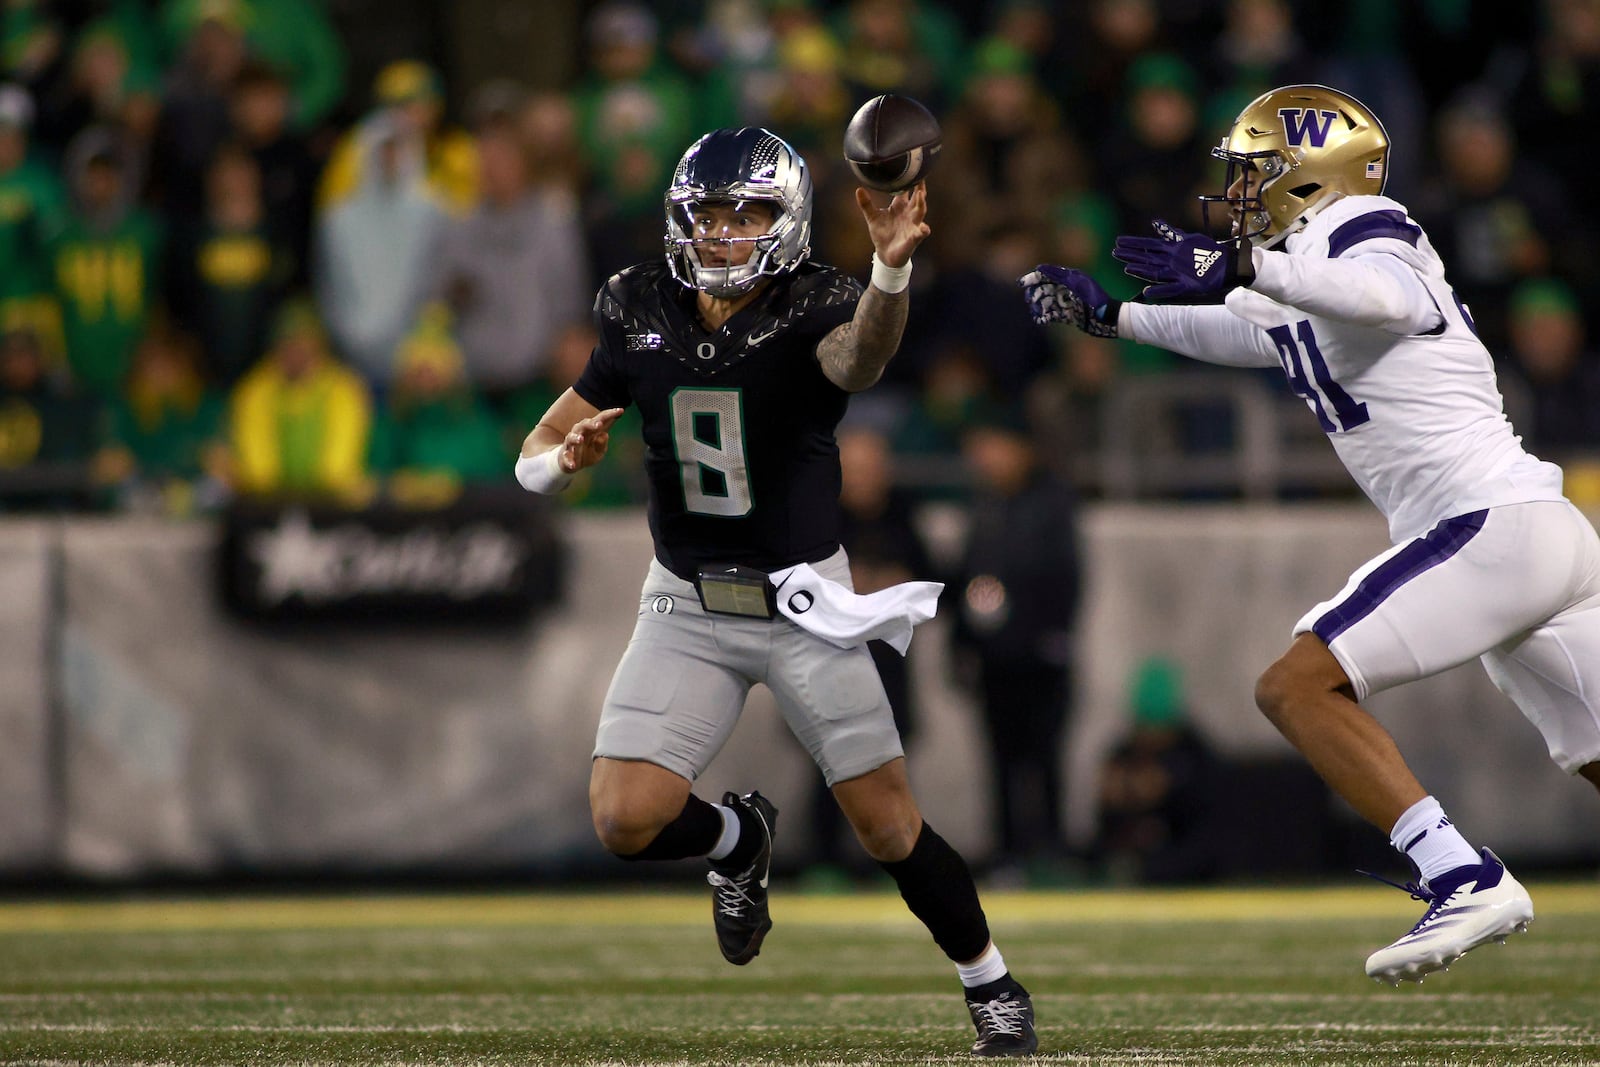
<box><xmin>369</xmin><ymin>393</ymin><xmax>508</xmax><ymax>485</ymax></box>
<box><xmin>108</xmin><ymin>390</ymin><xmax>225</xmax><ymax>482</ymax></box>
<box><xmin>50</xmin><ymin>209</ymin><xmax>163</xmax><ymax>395</ymax></box>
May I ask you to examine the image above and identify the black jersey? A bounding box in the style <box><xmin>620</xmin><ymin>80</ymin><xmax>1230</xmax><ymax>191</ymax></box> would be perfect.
<box><xmin>575</xmin><ymin>259</ymin><xmax>865</xmax><ymax>579</ymax></box>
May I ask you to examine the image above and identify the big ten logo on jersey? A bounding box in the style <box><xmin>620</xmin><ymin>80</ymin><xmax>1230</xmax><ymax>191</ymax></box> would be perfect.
<box><xmin>626</xmin><ymin>331</ymin><xmax>664</xmax><ymax>352</ymax></box>
<box><xmin>1279</xmin><ymin>107</ymin><xmax>1336</xmax><ymax>148</ymax></box>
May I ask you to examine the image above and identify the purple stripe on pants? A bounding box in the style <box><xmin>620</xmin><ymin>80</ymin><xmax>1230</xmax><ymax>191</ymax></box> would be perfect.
<box><xmin>1313</xmin><ymin>510</ymin><xmax>1489</xmax><ymax>645</ymax></box>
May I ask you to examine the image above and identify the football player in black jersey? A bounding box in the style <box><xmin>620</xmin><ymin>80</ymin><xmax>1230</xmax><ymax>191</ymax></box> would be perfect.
<box><xmin>516</xmin><ymin>127</ymin><xmax>1036</xmax><ymax>1057</ymax></box>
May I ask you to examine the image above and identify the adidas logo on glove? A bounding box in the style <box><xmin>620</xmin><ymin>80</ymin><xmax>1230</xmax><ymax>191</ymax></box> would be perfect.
<box><xmin>1193</xmin><ymin>248</ymin><xmax>1222</xmax><ymax>277</ymax></box>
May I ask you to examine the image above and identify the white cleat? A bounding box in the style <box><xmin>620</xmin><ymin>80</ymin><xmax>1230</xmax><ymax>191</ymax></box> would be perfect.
<box><xmin>1365</xmin><ymin>848</ymin><xmax>1534</xmax><ymax>985</ymax></box>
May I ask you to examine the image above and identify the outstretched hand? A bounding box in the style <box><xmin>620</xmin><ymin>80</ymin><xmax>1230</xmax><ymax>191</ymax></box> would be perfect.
<box><xmin>856</xmin><ymin>182</ymin><xmax>931</xmax><ymax>267</ymax></box>
<box><xmin>1112</xmin><ymin>219</ymin><xmax>1255</xmax><ymax>303</ymax></box>
<box><xmin>558</xmin><ymin>408</ymin><xmax>625</xmax><ymax>473</ymax></box>
<box><xmin>1019</xmin><ymin>264</ymin><xmax>1120</xmax><ymax>337</ymax></box>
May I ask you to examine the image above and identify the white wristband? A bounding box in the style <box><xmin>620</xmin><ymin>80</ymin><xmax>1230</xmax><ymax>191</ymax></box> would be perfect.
<box><xmin>514</xmin><ymin>448</ymin><xmax>574</xmax><ymax>494</ymax></box>
<box><xmin>870</xmin><ymin>253</ymin><xmax>912</xmax><ymax>294</ymax></box>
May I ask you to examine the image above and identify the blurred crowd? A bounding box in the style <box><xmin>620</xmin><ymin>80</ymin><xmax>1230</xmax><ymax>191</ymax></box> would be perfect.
<box><xmin>2</xmin><ymin>0</ymin><xmax>1600</xmax><ymax>517</ymax></box>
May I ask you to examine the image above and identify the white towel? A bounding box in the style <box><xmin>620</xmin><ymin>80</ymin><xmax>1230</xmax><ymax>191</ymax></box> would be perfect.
<box><xmin>768</xmin><ymin>562</ymin><xmax>943</xmax><ymax>655</ymax></box>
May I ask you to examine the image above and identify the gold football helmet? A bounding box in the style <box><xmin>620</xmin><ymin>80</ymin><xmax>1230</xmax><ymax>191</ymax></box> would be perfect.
<box><xmin>1200</xmin><ymin>84</ymin><xmax>1390</xmax><ymax>247</ymax></box>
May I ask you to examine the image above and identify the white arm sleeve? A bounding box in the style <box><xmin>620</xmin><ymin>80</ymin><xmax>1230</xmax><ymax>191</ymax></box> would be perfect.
<box><xmin>1248</xmin><ymin>246</ymin><xmax>1444</xmax><ymax>334</ymax></box>
<box><xmin>1120</xmin><ymin>302</ymin><xmax>1280</xmax><ymax>368</ymax></box>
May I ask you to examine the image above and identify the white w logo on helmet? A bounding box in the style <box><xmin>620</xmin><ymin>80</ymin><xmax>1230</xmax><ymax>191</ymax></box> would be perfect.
<box><xmin>1193</xmin><ymin>248</ymin><xmax>1222</xmax><ymax>277</ymax></box>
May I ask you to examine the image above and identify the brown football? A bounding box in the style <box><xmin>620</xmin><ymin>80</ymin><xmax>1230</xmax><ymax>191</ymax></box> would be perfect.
<box><xmin>842</xmin><ymin>94</ymin><xmax>942</xmax><ymax>192</ymax></box>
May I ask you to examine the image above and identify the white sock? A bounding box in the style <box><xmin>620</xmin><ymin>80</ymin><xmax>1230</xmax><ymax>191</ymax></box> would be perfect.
<box><xmin>706</xmin><ymin>804</ymin><xmax>740</xmax><ymax>862</ymax></box>
<box><xmin>1390</xmin><ymin>796</ymin><xmax>1478</xmax><ymax>885</ymax></box>
<box><xmin>955</xmin><ymin>942</ymin><xmax>1008</xmax><ymax>988</ymax></box>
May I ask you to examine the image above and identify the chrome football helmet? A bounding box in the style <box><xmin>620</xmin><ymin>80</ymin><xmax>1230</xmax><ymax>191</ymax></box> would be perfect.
<box><xmin>665</xmin><ymin>127</ymin><xmax>813</xmax><ymax>297</ymax></box>
<box><xmin>1200</xmin><ymin>84</ymin><xmax>1390</xmax><ymax>248</ymax></box>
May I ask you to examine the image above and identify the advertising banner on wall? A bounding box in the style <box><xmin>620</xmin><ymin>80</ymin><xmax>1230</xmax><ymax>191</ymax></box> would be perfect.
<box><xmin>217</xmin><ymin>489</ymin><xmax>564</xmax><ymax>622</ymax></box>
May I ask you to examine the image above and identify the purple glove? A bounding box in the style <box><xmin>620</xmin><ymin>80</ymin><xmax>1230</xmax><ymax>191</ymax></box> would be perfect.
<box><xmin>1112</xmin><ymin>219</ymin><xmax>1255</xmax><ymax>303</ymax></box>
<box><xmin>1019</xmin><ymin>264</ymin><xmax>1121</xmax><ymax>337</ymax></box>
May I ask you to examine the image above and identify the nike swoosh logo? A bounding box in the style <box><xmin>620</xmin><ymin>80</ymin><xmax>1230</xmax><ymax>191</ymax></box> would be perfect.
<box><xmin>747</xmin><ymin>325</ymin><xmax>780</xmax><ymax>346</ymax></box>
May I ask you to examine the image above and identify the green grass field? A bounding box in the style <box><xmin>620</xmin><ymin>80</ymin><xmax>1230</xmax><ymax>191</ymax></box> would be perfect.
<box><xmin>1</xmin><ymin>882</ymin><xmax>1597</xmax><ymax>1066</ymax></box>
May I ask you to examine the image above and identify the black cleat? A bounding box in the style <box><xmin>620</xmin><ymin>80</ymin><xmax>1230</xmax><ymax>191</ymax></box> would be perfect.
<box><xmin>967</xmin><ymin>981</ymin><xmax>1037</xmax><ymax>1057</ymax></box>
<box><xmin>706</xmin><ymin>790</ymin><xmax>777</xmax><ymax>965</ymax></box>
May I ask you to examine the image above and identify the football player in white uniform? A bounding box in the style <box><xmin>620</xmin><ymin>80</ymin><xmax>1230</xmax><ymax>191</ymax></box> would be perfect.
<box><xmin>1023</xmin><ymin>84</ymin><xmax>1600</xmax><ymax>985</ymax></box>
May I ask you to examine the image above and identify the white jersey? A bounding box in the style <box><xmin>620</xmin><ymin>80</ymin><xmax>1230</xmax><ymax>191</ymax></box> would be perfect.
<box><xmin>1122</xmin><ymin>194</ymin><xmax>1567</xmax><ymax>543</ymax></box>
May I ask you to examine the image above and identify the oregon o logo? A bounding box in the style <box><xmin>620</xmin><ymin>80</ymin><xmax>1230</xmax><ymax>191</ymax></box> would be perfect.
<box><xmin>786</xmin><ymin>590</ymin><xmax>814</xmax><ymax>614</ymax></box>
<box><xmin>651</xmin><ymin>595</ymin><xmax>674</xmax><ymax>614</ymax></box>
<box><xmin>696</xmin><ymin>342</ymin><xmax>716</xmax><ymax>360</ymax></box>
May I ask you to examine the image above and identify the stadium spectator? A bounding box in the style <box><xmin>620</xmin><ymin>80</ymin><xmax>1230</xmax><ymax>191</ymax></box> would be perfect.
<box><xmin>669</xmin><ymin>0</ymin><xmax>782</xmax><ymax>129</ymax></box>
<box><xmin>833</xmin><ymin>0</ymin><xmax>966</xmax><ymax>113</ymax></box>
<box><xmin>762</xmin><ymin>23</ymin><xmax>852</xmax><ymax>197</ymax></box>
<box><xmin>1099</xmin><ymin>52</ymin><xmax>1209</xmax><ymax>235</ymax></box>
<box><xmin>1204</xmin><ymin>0</ymin><xmax>1313</xmax><ymax>112</ymax></box>
<box><xmin>1410</xmin><ymin>91</ymin><xmax>1577</xmax><ymax>354</ymax></box>
<box><xmin>571</xmin><ymin>1</ymin><xmax>699</xmax><ymax>282</ymax></box>
<box><xmin>51</xmin><ymin>127</ymin><xmax>163</xmax><ymax>397</ymax></box>
<box><xmin>920</xmin><ymin>220</ymin><xmax>1053</xmax><ymax>398</ymax></box>
<box><xmin>427</xmin><ymin>122</ymin><xmax>590</xmax><ymax>403</ymax></box>
<box><xmin>1509</xmin><ymin>0</ymin><xmax>1600</xmax><ymax>218</ymax></box>
<box><xmin>519</xmin><ymin>89</ymin><xmax>585</xmax><ymax>201</ymax></box>
<box><xmin>1304</xmin><ymin>4</ymin><xmax>1429</xmax><ymax>200</ymax></box>
<box><xmin>0</xmin><ymin>326</ymin><xmax>104</xmax><ymax>510</ymax></box>
<box><xmin>93</xmin><ymin>322</ymin><xmax>229</xmax><ymax>514</ymax></box>
<box><xmin>932</xmin><ymin>36</ymin><xmax>1084</xmax><ymax>272</ymax></box>
<box><xmin>1093</xmin><ymin>656</ymin><xmax>1222</xmax><ymax>884</ymax></box>
<box><xmin>1057</xmin><ymin>0</ymin><xmax>1168</xmax><ymax>117</ymax></box>
<box><xmin>1048</xmin><ymin>170</ymin><xmax>1121</xmax><ymax>286</ymax></box>
<box><xmin>1389</xmin><ymin>0</ymin><xmax>1534</xmax><ymax>116</ymax></box>
<box><xmin>763</xmin><ymin>22</ymin><xmax>863</xmax><ymax>274</ymax></box>
<box><xmin>315</xmin><ymin>61</ymin><xmax>473</xmax><ymax>388</ymax></box>
<box><xmin>950</xmin><ymin>399</ymin><xmax>1082</xmax><ymax>882</ymax></box>
<box><xmin>317</xmin><ymin>59</ymin><xmax>476</xmax><ymax>218</ymax></box>
<box><xmin>1046</xmin><ymin>193</ymin><xmax>1176</xmax><ymax>383</ymax></box>
<box><xmin>516</xmin><ymin>126</ymin><xmax>1037</xmax><ymax>1056</ymax></box>
<box><xmin>228</xmin><ymin>60</ymin><xmax>318</xmax><ymax>288</ymax></box>
<box><xmin>31</xmin><ymin>17</ymin><xmax>162</xmax><ymax>166</ymax></box>
<box><xmin>159</xmin><ymin>0</ymin><xmax>346</xmax><ymax>133</ymax></box>
<box><xmin>0</xmin><ymin>1</ymin><xmax>67</xmax><ymax>105</ymax></box>
<box><xmin>983</xmin><ymin>0</ymin><xmax>1077</xmax><ymax>108</ymax></box>
<box><xmin>0</xmin><ymin>84</ymin><xmax>67</xmax><ymax>358</ymax></box>
<box><xmin>149</xmin><ymin>2</ymin><xmax>249</xmax><ymax>224</ymax></box>
<box><xmin>1500</xmin><ymin>277</ymin><xmax>1600</xmax><ymax>463</ymax></box>
<box><xmin>367</xmin><ymin>309</ymin><xmax>506</xmax><ymax>508</ymax></box>
<box><xmin>889</xmin><ymin>341</ymin><xmax>989</xmax><ymax>478</ymax></box>
<box><xmin>165</xmin><ymin>141</ymin><xmax>292</xmax><ymax>386</ymax></box>
<box><xmin>227</xmin><ymin>297</ymin><xmax>372</xmax><ymax>503</ymax></box>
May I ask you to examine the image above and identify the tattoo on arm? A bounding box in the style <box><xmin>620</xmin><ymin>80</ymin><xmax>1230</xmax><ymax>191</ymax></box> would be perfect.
<box><xmin>817</xmin><ymin>284</ymin><xmax>909</xmax><ymax>392</ymax></box>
